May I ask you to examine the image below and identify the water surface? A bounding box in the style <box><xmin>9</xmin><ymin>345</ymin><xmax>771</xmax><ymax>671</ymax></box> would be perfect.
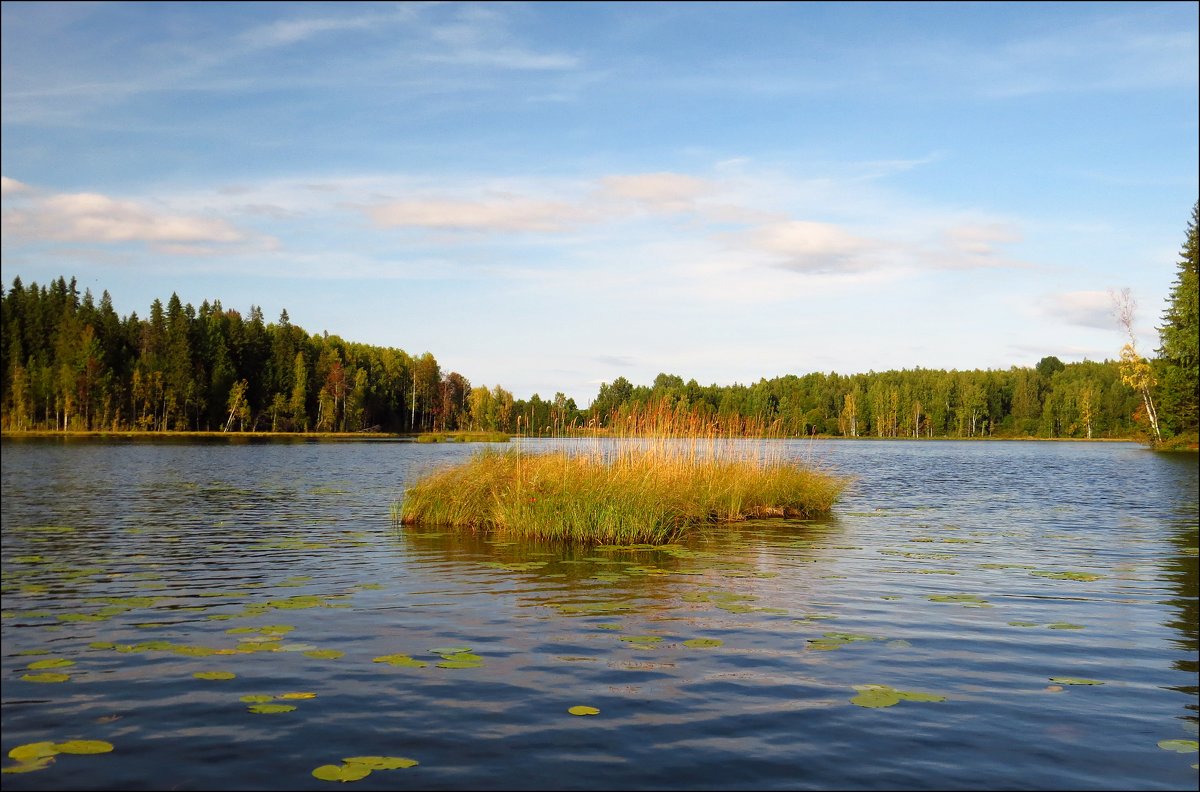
<box><xmin>1</xmin><ymin>438</ymin><xmax>1196</xmax><ymax>790</ymax></box>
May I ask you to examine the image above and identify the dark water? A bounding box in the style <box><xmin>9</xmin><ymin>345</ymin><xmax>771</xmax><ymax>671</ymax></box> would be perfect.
<box><xmin>1</xmin><ymin>438</ymin><xmax>1196</xmax><ymax>790</ymax></box>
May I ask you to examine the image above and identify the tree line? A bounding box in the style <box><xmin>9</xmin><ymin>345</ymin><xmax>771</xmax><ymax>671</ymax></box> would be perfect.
<box><xmin>1</xmin><ymin>204</ymin><xmax>1194</xmax><ymax>443</ymax></box>
<box><xmin>0</xmin><ymin>276</ymin><xmax>1152</xmax><ymax>441</ymax></box>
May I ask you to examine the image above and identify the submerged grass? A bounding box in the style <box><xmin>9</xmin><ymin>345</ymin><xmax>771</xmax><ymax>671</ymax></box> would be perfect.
<box><xmin>396</xmin><ymin>400</ymin><xmax>850</xmax><ymax>544</ymax></box>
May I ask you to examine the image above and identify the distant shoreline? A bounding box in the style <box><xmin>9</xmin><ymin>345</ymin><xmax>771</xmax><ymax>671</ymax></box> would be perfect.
<box><xmin>0</xmin><ymin>429</ymin><xmax>1140</xmax><ymax>443</ymax></box>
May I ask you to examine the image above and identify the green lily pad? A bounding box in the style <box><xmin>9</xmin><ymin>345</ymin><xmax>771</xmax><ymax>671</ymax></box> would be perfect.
<box><xmin>897</xmin><ymin>690</ymin><xmax>947</xmax><ymax>703</ymax></box>
<box><xmin>52</xmin><ymin>740</ymin><xmax>113</xmax><ymax>755</ymax></box>
<box><xmin>240</xmin><ymin>694</ymin><xmax>274</xmax><ymax>703</ymax></box>
<box><xmin>312</xmin><ymin>763</ymin><xmax>372</xmax><ymax>782</ymax></box>
<box><xmin>279</xmin><ymin>692</ymin><xmax>317</xmax><ymax>700</ymax></box>
<box><xmin>429</xmin><ymin>646</ymin><xmax>472</xmax><ymax>656</ymax></box>
<box><xmin>343</xmin><ymin>756</ymin><xmax>419</xmax><ymax>769</ymax></box>
<box><xmin>927</xmin><ymin>594</ymin><xmax>990</xmax><ymax>607</ymax></box>
<box><xmin>1030</xmin><ymin>570</ymin><xmax>1103</xmax><ymax>581</ymax></box>
<box><xmin>1046</xmin><ymin>623</ymin><xmax>1085</xmax><ymax>630</ymax></box>
<box><xmin>850</xmin><ymin>685</ymin><xmax>902</xmax><ymax>708</ymax></box>
<box><xmin>682</xmin><ymin>638</ymin><xmax>723</xmax><ymax>648</ymax></box>
<box><xmin>248</xmin><ymin>703</ymin><xmax>297</xmax><ymax>714</ymax></box>
<box><xmin>1008</xmin><ymin>621</ymin><xmax>1039</xmax><ymax>627</ymax></box>
<box><xmin>194</xmin><ymin>671</ymin><xmax>236</xmax><ymax>680</ymax></box>
<box><xmin>1049</xmin><ymin>677</ymin><xmax>1104</xmax><ymax>685</ymax></box>
<box><xmin>568</xmin><ymin>705</ymin><xmax>600</xmax><ymax>716</ymax></box>
<box><xmin>0</xmin><ymin>758</ymin><xmax>54</xmax><ymax>774</ymax></box>
<box><xmin>304</xmin><ymin>649</ymin><xmax>345</xmax><ymax>660</ymax></box>
<box><xmin>27</xmin><ymin>658</ymin><xmax>74</xmax><ymax>670</ymax></box>
<box><xmin>22</xmin><ymin>673</ymin><xmax>70</xmax><ymax>683</ymax></box>
<box><xmin>372</xmin><ymin>654</ymin><xmax>429</xmax><ymax>668</ymax></box>
<box><xmin>8</xmin><ymin>742</ymin><xmax>57</xmax><ymax>762</ymax></box>
<box><xmin>850</xmin><ymin>684</ymin><xmax>945</xmax><ymax>708</ymax></box>
<box><xmin>619</xmin><ymin>635</ymin><xmax>663</xmax><ymax>645</ymax></box>
<box><xmin>1157</xmin><ymin>739</ymin><xmax>1199</xmax><ymax>753</ymax></box>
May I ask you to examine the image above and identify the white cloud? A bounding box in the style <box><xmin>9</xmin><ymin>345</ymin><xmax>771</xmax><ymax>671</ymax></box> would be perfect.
<box><xmin>367</xmin><ymin>195</ymin><xmax>587</xmax><ymax>233</ymax></box>
<box><xmin>746</xmin><ymin>220</ymin><xmax>876</xmax><ymax>274</ymax></box>
<box><xmin>0</xmin><ymin>176</ymin><xmax>30</xmax><ymax>195</ymax></box>
<box><xmin>1</xmin><ymin>181</ymin><xmax>268</xmax><ymax>253</ymax></box>
<box><xmin>1037</xmin><ymin>290</ymin><xmax>1119</xmax><ymax>330</ymax></box>
<box><xmin>598</xmin><ymin>172</ymin><xmax>712</xmax><ymax>213</ymax></box>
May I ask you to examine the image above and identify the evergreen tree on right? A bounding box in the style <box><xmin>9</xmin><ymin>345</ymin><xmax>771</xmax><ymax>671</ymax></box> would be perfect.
<box><xmin>1156</xmin><ymin>201</ymin><xmax>1199</xmax><ymax>445</ymax></box>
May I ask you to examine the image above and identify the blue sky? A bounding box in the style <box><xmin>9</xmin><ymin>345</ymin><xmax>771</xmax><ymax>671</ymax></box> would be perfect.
<box><xmin>2</xmin><ymin>1</ymin><xmax>1197</xmax><ymax>405</ymax></box>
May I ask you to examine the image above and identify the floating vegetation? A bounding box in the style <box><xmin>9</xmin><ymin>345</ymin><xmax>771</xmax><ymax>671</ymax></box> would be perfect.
<box><xmin>807</xmin><ymin>632</ymin><xmax>879</xmax><ymax>651</ymax></box>
<box><xmin>430</xmin><ymin>646</ymin><xmax>484</xmax><ymax>669</ymax></box>
<box><xmin>312</xmin><ymin>755</ymin><xmax>418</xmax><ymax>782</ymax></box>
<box><xmin>373</xmin><ymin>653</ymin><xmax>429</xmax><ymax>668</ymax></box>
<box><xmin>247</xmin><ymin>703</ymin><xmax>297</xmax><ymax>714</ymax></box>
<box><xmin>21</xmin><ymin>673</ymin><xmax>70</xmax><ymax>683</ymax></box>
<box><xmin>1157</xmin><ymin>739</ymin><xmax>1199</xmax><ymax>753</ymax></box>
<box><xmin>619</xmin><ymin>635</ymin><xmax>664</xmax><ymax>646</ymax></box>
<box><xmin>1008</xmin><ymin>621</ymin><xmax>1039</xmax><ymax>627</ymax></box>
<box><xmin>568</xmin><ymin>705</ymin><xmax>600</xmax><ymax>716</ymax></box>
<box><xmin>193</xmin><ymin>671</ymin><xmax>237</xmax><ymax>680</ymax></box>
<box><xmin>1046</xmin><ymin>623</ymin><xmax>1085</xmax><ymax>630</ymax></box>
<box><xmin>27</xmin><ymin>658</ymin><xmax>74</xmax><ymax>670</ymax></box>
<box><xmin>1030</xmin><ymin>570</ymin><xmax>1104</xmax><ymax>582</ymax></box>
<box><xmin>303</xmin><ymin>649</ymin><xmax>345</xmax><ymax>660</ymax></box>
<box><xmin>850</xmin><ymin>684</ymin><xmax>947</xmax><ymax>708</ymax></box>
<box><xmin>2</xmin><ymin>740</ymin><xmax>113</xmax><ymax>775</ymax></box>
<box><xmin>926</xmin><ymin>594</ymin><xmax>991</xmax><ymax>608</ymax></box>
<box><xmin>1048</xmin><ymin>677</ymin><xmax>1104</xmax><ymax>685</ymax></box>
<box><xmin>682</xmin><ymin>638</ymin><xmax>723</xmax><ymax>648</ymax></box>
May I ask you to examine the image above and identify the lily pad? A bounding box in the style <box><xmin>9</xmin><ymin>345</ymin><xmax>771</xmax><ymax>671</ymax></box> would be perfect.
<box><xmin>619</xmin><ymin>635</ymin><xmax>663</xmax><ymax>645</ymax></box>
<box><xmin>240</xmin><ymin>694</ymin><xmax>274</xmax><ymax>703</ymax></box>
<box><xmin>682</xmin><ymin>638</ymin><xmax>723</xmax><ymax>648</ymax></box>
<box><xmin>312</xmin><ymin>763</ymin><xmax>372</xmax><ymax>782</ymax></box>
<box><xmin>8</xmin><ymin>742</ymin><xmax>57</xmax><ymax>762</ymax></box>
<box><xmin>304</xmin><ymin>649</ymin><xmax>345</xmax><ymax>660</ymax></box>
<box><xmin>1049</xmin><ymin>677</ymin><xmax>1103</xmax><ymax>685</ymax></box>
<box><xmin>1030</xmin><ymin>570</ymin><xmax>1103</xmax><ymax>582</ymax></box>
<box><xmin>343</xmin><ymin>756</ymin><xmax>419</xmax><ymax>769</ymax></box>
<box><xmin>193</xmin><ymin>671</ymin><xmax>236</xmax><ymax>680</ymax></box>
<box><xmin>248</xmin><ymin>703</ymin><xmax>297</xmax><ymax>714</ymax></box>
<box><xmin>850</xmin><ymin>684</ymin><xmax>946</xmax><ymax>708</ymax></box>
<box><xmin>927</xmin><ymin>594</ymin><xmax>990</xmax><ymax>607</ymax></box>
<box><xmin>1157</xmin><ymin>739</ymin><xmax>1198</xmax><ymax>753</ymax></box>
<box><xmin>0</xmin><ymin>758</ymin><xmax>54</xmax><ymax>774</ymax></box>
<box><xmin>568</xmin><ymin>705</ymin><xmax>600</xmax><ymax>716</ymax></box>
<box><xmin>52</xmin><ymin>740</ymin><xmax>113</xmax><ymax>755</ymax></box>
<box><xmin>372</xmin><ymin>654</ymin><xmax>429</xmax><ymax>668</ymax></box>
<box><xmin>21</xmin><ymin>673</ymin><xmax>70</xmax><ymax>683</ymax></box>
<box><xmin>1046</xmin><ymin>623</ymin><xmax>1085</xmax><ymax>630</ymax></box>
<box><xmin>279</xmin><ymin>692</ymin><xmax>317</xmax><ymax>700</ymax></box>
<box><xmin>850</xmin><ymin>685</ymin><xmax>901</xmax><ymax>708</ymax></box>
<box><xmin>27</xmin><ymin>658</ymin><xmax>74</xmax><ymax>670</ymax></box>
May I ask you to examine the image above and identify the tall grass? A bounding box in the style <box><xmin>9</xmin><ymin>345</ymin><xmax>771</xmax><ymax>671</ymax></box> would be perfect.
<box><xmin>396</xmin><ymin>399</ymin><xmax>851</xmax><ymax>544</ymax></box>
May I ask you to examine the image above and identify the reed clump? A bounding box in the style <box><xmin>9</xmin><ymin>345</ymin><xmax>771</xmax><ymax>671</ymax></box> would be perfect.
<box><xmin>397</xmin><ymin>400</ymin><xmax>851</xmax><ymax>544</ymax></box>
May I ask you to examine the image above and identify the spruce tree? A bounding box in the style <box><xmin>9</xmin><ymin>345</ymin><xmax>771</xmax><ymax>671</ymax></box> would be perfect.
<box><xmin>1156</xmin><ymin>201</ymin><xmax>1199</xmax><ymax>439</ymax></box>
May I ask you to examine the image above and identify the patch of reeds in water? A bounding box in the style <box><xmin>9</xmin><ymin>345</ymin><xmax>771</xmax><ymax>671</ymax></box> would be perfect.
<box><xmin>396</xmin><ymin>400</ymin><xmax>851</xmax><ymax>544</ymax></box>
<box><xmin>415</xmin><ymin>431</ymin><xmax>510</xmax><ymax>444</ymax></box>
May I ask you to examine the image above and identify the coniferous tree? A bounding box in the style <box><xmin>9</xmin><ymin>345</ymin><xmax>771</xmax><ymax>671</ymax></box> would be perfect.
<box><xmin>1156</xmin><ymin>201</ymin><xmax>1199</xmax><ymax>440</ymax></box>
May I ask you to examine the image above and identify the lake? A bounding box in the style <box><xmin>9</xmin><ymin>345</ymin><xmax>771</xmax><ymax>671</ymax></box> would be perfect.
<box><xmin>1</xmin><ymin>437</ymin><xmax>1196</xmax><ymax>790</ymax></box>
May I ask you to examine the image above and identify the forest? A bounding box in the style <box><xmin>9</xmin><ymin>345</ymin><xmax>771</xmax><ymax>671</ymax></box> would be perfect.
<box><xmin>1</xmin><ymin>205</ymin><xmax>1195</xmax><ymax>444</ymax></box>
